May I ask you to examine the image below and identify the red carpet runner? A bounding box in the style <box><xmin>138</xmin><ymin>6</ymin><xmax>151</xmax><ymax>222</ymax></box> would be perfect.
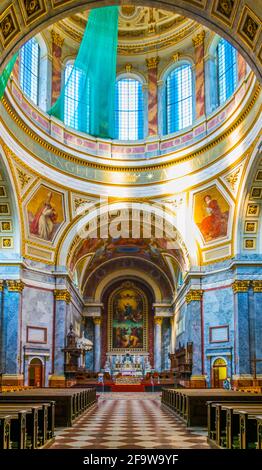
<box><xmin>110</xmin><ymin>384</ymin><xmax>145</xmax><ymax>392</ymax></box>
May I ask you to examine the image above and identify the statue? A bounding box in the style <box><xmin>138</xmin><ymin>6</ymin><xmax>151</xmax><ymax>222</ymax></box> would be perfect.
<box><xmin>76</xmin><ymin>331</ymin><xmax>93</xmax><ymax>351</ymax></box>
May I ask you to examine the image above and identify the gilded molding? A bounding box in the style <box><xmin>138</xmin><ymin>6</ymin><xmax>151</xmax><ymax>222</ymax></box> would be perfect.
<box><xmin>146</xmin><ymin>57</ymin><xmax>160</xmax><ymax>69</ymax></box>
<box><xmin>154</xmin><ymin>316</ymin><xmax>163</xmax><ymax>325</ymax></box>
<box><xmin>7</xmin><ymin>280</ymin><xmax>24</xmax><ymax>292</ymax></box>
<box><xmin>186</xmin><ymin>289</ymin><xmax>203</xmax><ymax>303</ymax></box>
<box><xmin>0</xmin><ymin>280</ymin><xmax>4</xmax><ymax>291</ymax></box>
<box><xmin>232</xmin><ymin>280</ymin><xmax>250</xmax><ymax>293</ymax></box>
<box><xmin>192</xmin><ymin>30</ymin><xmax>205</xmax><ymax>47</ymax></box>
<box><xmin>125</xmin><ymin>63</ymin><xmax>132</xmax><ymax>73</ymax></box>
<box><xmin>1</xmin><ymin>81</ymin><xmax>260</xmax><ymax>175</ymax></box>
<box><xmin>252</xmin><ymin>280</ymin><xmax>262</xmax><ymax>293</ymax></box>
<box><xmin>51</xmin><ymin>30</ymin><xmax>64</xmax><ymax>48</ymax></box>
<box><xmin>93</xmin><ymin>317</ymin><xmax>102</xmax><ymax>325</ymax></box>
<box><xmin>54</xmin><ymin>289</ymin><xmax>71</xmax><ymax>303</ymax></box>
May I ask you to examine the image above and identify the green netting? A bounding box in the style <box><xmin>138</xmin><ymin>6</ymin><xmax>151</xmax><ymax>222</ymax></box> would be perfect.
<box><xmin>0</xmin><ymin>53</ymin><xmax>19</xmax><ymax>100</ymax></box>
<box><xmin>48</xmin><ymin>6</ymin><xmax>119</xmax><ymax>139</ymax></box>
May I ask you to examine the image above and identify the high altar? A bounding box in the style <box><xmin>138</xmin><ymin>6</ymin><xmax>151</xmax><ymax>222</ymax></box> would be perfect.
<box><xmin>104</xmin><ymin>353</ymin><xmax>152</xmax><ymax>376</ymax></box>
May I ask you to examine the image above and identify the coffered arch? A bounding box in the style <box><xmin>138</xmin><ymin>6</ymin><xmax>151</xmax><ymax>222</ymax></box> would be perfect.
<box><xmin>0</xmin><ymin>1</ymin><xmax>261</xmax><ymax>81</ymax></box>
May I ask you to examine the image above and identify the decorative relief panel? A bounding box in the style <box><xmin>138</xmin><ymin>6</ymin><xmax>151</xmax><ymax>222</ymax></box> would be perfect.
<box><xmin>0</xmin><ymin>5</ymin><xmax>20</xmax><ymax>47</ymax></box>
<box><xmin>19</xmin><ymin>0</ymin><xmax>47</xmax><ymax>25</ymax></box>
<box><xmin>212</xmin><ymin>0</ymin><xmax>237</xmax><ymax>26</ymax></box>
<box><xmin>220</xmin><ymin>163</ymin><xmax>244</xmax><ymax>197</ymax></box>
<box><xmin>238</xmin><ymin>6</ymin><xmax>261</xmax><ymax>50</ymax></box>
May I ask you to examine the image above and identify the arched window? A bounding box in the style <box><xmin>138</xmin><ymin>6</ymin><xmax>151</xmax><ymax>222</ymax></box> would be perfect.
<box><xmin>64</xmin><ymin>63</ymin><xmax>90</xmax><ymax>132</ymax></box>
<box><xmin>165</xmin><ymin>64</ymin><xmax>193</xmax><ymax>134</ymax></box>
<box><xmin>217</xmin><ymin>38</ymin><xmax>237</xmax><ymax>106</ymax></box>
<box><xmin>115</xmin><ymin>77</ymin><xmax>144</xmax><ymax>140</ymax></box>
<box><xmin>20</xmin><ymin>38</ymin><xmax>40</xmax><ymax>105</ymax></box>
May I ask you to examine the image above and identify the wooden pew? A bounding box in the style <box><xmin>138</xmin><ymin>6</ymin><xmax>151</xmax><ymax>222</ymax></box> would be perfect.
<box><xmin>0</xmin><ymin>415</ymin><xmax>11</xmax><ymax>449</ymax></box>
<box><xmin>162</xmin><ymin>388</ymin><xmax>262</xmax><ymax>427</ymax></box>
<box><xmin>0</xmin><ymin>409</ymin><xmax>28</xmax><ymax>449</ymax></box>
<box><xmin>0</xmin><ymin>402</ymin><xmax>55</xmax><ymax>448</ymax></box>
<box><xmin>0</xmin><ymin>387</ymin><xmax>96</xmax><ymax>427</ymax></box>
<box><xmin>207</xmin><ymin>402</ymin><xmax>262</xmax><ymax>449</ymax></box>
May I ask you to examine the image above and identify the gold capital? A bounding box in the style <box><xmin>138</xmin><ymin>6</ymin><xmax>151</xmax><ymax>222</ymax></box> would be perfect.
<box><xmin>186</xmin><ymin>289</ymin><xmax>203</xmax><ymax>303</ymax></box>
<box><xmin>154</xmin><ymin>316</ymin><xmax>163</xmax><ymax>325</ymax></box>
<box><xmin>51</xmin><ymin>30</ymin><xmax>64</xmax><ymax>48</ymax></box>
<box><xmin>146</xmin><ymin>57</ymin><xmax>160</xmax><ymax>70</ymax></box>
<box><xmin>7</xmin><ymin>280</ymin><xmax>24</xmax><ymax>292</ymax></box>
<box><xmin>232</xmin><ymin>280</ymin><xmax>250</xmax><ymax>293</ymax></box>
<box><xmin>252</xmin><ymin>280</ymin><xmax>262</xmax><ymax>293</ymax></box>
<box><xmin>0</xmin><ymin>280</ymin><xmax>4</xmax><ymax>291</ymax></box>
<box><xmin>93</xmin><ymin>317</ymin><xmax>102</xmax><ymax>325</ymax></box>
<box><xmin>192</xmin><ymin>31</ymin><xmax>205</xmax><ymax>47</ymax></box>
<box><xmin>54</xmin><ymin>289</ymin><xmax>71</xmax><ymax>303</ymax></box>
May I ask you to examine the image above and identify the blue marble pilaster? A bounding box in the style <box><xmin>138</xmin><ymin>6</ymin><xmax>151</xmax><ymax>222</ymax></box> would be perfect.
<box><xmin>186</xmin><ymin>290</ymin><xmax>203</xmax><ymax>377</ymax></box>
<box><xmin>85</xmin><ymin>318</ymin><xmax>94</xmax><ymax>370</ymax></box>
<box><xmin>161</xmin><ymin>317</ymin><xmax>171</xmax><ymax>371</ymax></box>
<box><xmin>233</xmin><ymin>281</ymin><xmax>251</xmax><ymax>376</ymax></box>
<box><xmin>253</xmin><ymin>281</ymin><xmax>262</xmax><ymax>375</ymax></box>
<box><xmin>3</xmin><ymin>281</ymin><xmax>23</xmax><ymax>374</ymax></box>
<box><xmin>93</xmin><ymin>317</ymin><xmax>102</xmax><ymax>372</ymax></box>
<box><xmin>154</xmin><ymin>317</ymin><xmax>162</xmax><ymax>372</ymax></box>
<box><xmin>53</xmin><ymin>294</ymin><xmax>68</xmax><ymax>376</ymax></box>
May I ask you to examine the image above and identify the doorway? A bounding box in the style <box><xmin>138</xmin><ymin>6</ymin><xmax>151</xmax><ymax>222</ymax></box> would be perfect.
<box><xmin>28</xmin><ymin>358</ymin><xmax>44</xmax><ymax>387</ymax></box>
<box><xmin>212</xmin><ymin>358</ymin><xmax>227</xmax><ymax>388</ymax></box>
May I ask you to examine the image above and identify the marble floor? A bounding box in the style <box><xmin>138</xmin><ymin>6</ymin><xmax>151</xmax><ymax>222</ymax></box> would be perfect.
<box><xmin>50</xmin><ymin>393</ymin><xmax>210</xmax><ymax>449</ymax></box>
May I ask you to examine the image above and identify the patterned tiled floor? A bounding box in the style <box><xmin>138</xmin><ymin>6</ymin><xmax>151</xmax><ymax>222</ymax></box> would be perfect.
<box><xmin>51</xmin><ymin>393</ymin><xmax>210</xmax><ymax>449</ymax></box>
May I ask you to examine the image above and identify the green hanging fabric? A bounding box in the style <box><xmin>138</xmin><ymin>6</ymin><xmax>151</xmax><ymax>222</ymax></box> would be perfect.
<box><xmin>0</xmin><ymin>53</ymin><xmax>18</xmax><ymax>100</ymax></box>
<box><xmin>48</xmin><ymin>6</ymin><xmax>119</xmax><ymax>139</ymax></box>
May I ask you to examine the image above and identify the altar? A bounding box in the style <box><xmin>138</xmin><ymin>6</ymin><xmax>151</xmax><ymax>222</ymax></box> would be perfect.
<box><xmin>104</xmin><ymin>352</ymin><xmax>152</xmax><ymax>377</ymax></box>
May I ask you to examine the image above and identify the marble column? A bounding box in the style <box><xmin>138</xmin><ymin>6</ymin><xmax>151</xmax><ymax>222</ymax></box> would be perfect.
<box><xmin>93</xmin><ymin>317</ymin><xmax>102</xmax><ymax>372</ymax></box>
<box><xmin>238</xmin><ymin>52</ymin><xmax>246</xmax><ymax>82</ymax></box>
<box><xmin>51</xmin><ymin>31</ymin><xmax>64</xmax><ymax>106</ymax></box>
<box><xmin>146</xmin><ymin>57</ymin><xmax>159</xmax><ymax>136</ymax></box>
<box><xmin>3</xmin><ymin>280</ymin><xmax>24</xmax><ymax>376</ymax></box>
<box><xmin>186</xmin><ymin>289</ymin><xmax>205</xmax><ymax>385</ymax></box>
<box><xmin>205</xmin><ymin>54</ymin><xmax>218</xmax><ymax>114</ymax></box>
<box><xmin>154</xmin><ymin>316</ymin><xmax>163</xmax><ymax>372</ymax></box>
<box><xmin>232</xmin><ymin>281</ymin><xmax>251</xmax><ymax>377</ymax></box>
<box><xmin>252</xmin><ymin>281</ymin><xmax>262</xmax><ymax>376</ymax></box>
<box><xmin>193</xmin><ymin>31</ymin><xmax>206</xmax><ymax>119</ymax></box>
<box><xmin>53</xmin><ymin>289</ymin><xmax>71</xmax><ymax>378</ymax></box>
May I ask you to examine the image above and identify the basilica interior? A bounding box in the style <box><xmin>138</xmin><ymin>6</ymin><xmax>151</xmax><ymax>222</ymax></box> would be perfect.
<box><xmin>0</xmin><ymin>0</ymin><xmax>261</xmax><ymax>452</ymax></box>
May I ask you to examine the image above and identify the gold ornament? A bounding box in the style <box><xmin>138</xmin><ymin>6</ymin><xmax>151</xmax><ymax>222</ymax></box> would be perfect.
<box><xmin>7</xmin><ymin>280</ymin><xmax>24</xmax><ymax>292</ymax></box>
<box><xmin>186</xmin><ymin>289</ymin><xmax>203</xmax><ymax>303</ymax></box>
<box><xmin>252</xmin><ymin>280</ymin><xmax>262</xmax><ymax>293</ymax></box>
<box><xmin>232</xmin><ymin>280</ymin><xmax>250</xmax><ymax>293</ymax></box>
<box><xmin>54</xmin><ymin>289</ymin><xmax>71</xmax><ymax>303</ymax></box>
